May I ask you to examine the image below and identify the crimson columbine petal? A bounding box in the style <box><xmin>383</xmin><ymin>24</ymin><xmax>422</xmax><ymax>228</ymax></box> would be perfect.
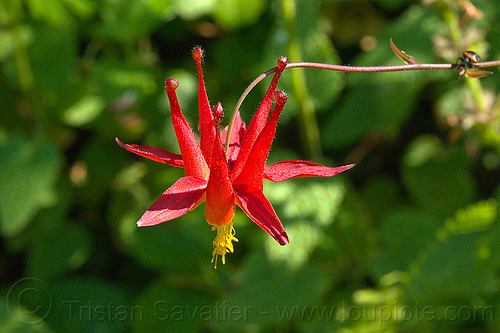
<box><xmin>233</xmin><ymin>91</ymin><xmax>287</xmax><ymax>191</ymax></box>
<box><xmin>205</xmin><ymin>104</ymin><xmax>235</xmax><ymax>227</ymax></box>
<box><xmin>234</xmin><ymin>185</ymin><xmax>289</xmax><ymax>245</ymax></box>
<box><xmin>115</xmin><ymin>138</ymin><xmax>184</xmax><ymax>167</ymax></box>
<box><xmin>221</xmin><ymin>111</ymin><xmax>246</xmax><ymax>167</ymax></box>
<box><xmin>165</xmin><ymin>78</ymin><xmax>209</xmax><ymax>180</ymax></box>
<box><xmin>231</xmin><ymin>57</ymin><xmax>288</xmax><ymax>180</ymax></box>
<box><xmin>193</xmin><ymin>47</ymin><xmax>216</xmax><ymax>166</ymax></box>
<box><xmin>137</xmin><ymin>176</ymin><xmax>207</xmax><ymax>227</ymax></box>
<box><xmin>264</xmin><ymin>161</ymin><xmax>355</xmax><ymax>182</ymax></box>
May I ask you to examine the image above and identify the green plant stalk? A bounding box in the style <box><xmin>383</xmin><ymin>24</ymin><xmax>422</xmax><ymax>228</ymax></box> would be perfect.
<box><xmin>442</xmin><ymin>4</ymin><xmax>487</xmax><ymax>113</ymax></box>
<box><xmin>12</xmin><ymin>25</ymin><xmax>34</xmax><ymax>91</ymax></box>
<box><xmin>441</xmin><ymin>7</ymin><xmax>462</xmax><ymax>47</ymax></box>
<box><xmin>281</xmin><ymin>0</ymin><xmax>321</xmax><ymax>158</ymax></box>
<box><xmin>496</xmin><ymin>91</ymin><xmax>500</xmax><ymax>120</ymax></box>
<box><xmin>466</xmin><ymin>78</ymin><xmax>487</xmax><ymax>113</ymax></box>
<box><xmin>12</xmin><ymin>24</ymin><xmax>48</xmax><ymax>135</ymax></box>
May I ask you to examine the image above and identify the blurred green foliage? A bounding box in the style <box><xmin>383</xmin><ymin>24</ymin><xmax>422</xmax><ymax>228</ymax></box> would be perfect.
<box><xmin>1</xmin><ymin>0</ymin><xmax>500</xmax><ymax>332</ymax></box>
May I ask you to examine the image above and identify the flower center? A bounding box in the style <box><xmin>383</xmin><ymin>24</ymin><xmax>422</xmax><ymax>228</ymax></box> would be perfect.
<box><xmin>211</xmin><ymin>220</ymin><xmax>239</xmax><ymax>268</ymax></box>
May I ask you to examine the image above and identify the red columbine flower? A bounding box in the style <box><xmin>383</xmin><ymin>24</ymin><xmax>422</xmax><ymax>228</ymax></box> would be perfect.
<box><xmin>116</xmin><ymin>47</ymin><xmax>354</xmax><ymax>267</ymax></box>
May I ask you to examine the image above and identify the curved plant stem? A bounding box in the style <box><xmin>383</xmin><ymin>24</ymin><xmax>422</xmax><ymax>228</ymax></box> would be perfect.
<box><xmin>224</xmin><ymin>71</ymin><xmax>272</xmax><ymax>154</ymax></box>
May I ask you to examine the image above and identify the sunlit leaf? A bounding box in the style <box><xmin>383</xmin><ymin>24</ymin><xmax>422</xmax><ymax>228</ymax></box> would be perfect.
<box><xmin>0</xmin><ymin>26</ymin><xmax>33</xmax><ymax>61</ymax></box>
<box><xmin>213</xmin><ymin>0</ymin><xmax>267</xmax><ymax>29</ymax></box>
<box><xmin>173</xmin><ymin>0</ymin><xmax>216</xmax><ymax>20</ymax></box>
<box><xmin>63</xmin><ymin>95</ymin><xmax>106</xmax><ymax>126</ymax></box>
<box><xmin>440</xmin><ymin>199</ymin><xmax>497</xmax><ymax>239</ymax></box>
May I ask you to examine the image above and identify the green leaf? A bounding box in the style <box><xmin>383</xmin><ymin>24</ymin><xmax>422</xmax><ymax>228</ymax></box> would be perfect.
<box><xmin>405</xmin><ymin>202</ymin><xmax>500</xmax><ymax>305</ymax></box>
<box><xmin>327</xmin><ymin>189</ymin><xmax>376</xmax><ymax>268</ymax></box>
<box><xmin>361</xmin><ymin>176</ymin><xmax>401</xmax><ymax>222</ymax></box>
<box><xmin>440</xmin><ymin>199</ymin><xmax>497</xmax><ymax>238</ymax></box>
<box><xmin>63</xmin><ymin>95</ymin><xmax>106</xmax><ymax>127</ymax></box>
<box><xmin>264</xmin><ymin>222</ymin><xmax>322</xmax><ymax>270</ymax></box>
<box><xmin>79</xmin><ymin>136</ymin><xmax>127</xmax><ymax>205</ymax></box>
<box><xmin>0</xmin><ymin>136</ymin><xmax>62</xmax><ymax>238</ymax></box>
<box><xmin>26</xmin><ymin>0</ymin><xmax>73</xmax><ymax>25</ymax></box>
<box><xmin>0</xmin><ymin>283</ymin><xmax>55</xmax><ymax>331</ymax></box>
<box><xmin>173</xmin><ymin>0</ymin><xmax>216</xmax><ymax>20</ymax></box>
<box><xmin>92</xmin><ymin>0</ymin><xmax>165</xmax><ymax>43</ymax></box>
<box><xmin>96</xmin><ymin>64</ymin><xmax>157</xmax><ymax>95</ymax></box>
<box><xmin>211</xmin><ymin>249</ymin><xmax>329</xmax><ymax>331</ymax></box>
<box><xmin>402</xmin><ymin>135</ymin><xmax>478</xmax><ymax>219</ymax></box>
<box><xmin>262</xmin><ymin>178</ymin><xmax>348</xmax><ymax>269</ymax></box>
<box><xmin>0</xmin><ymin>77</ymin><xmax>23</xmax><ymax>132</ymax></box>
<box><xmin>265</xmin><ymin>177</ymin><xmax>347</xmax><ymax>226</ymax></box>
<box><xmin>437</xmin><ymin>86</ymin><xmax>471</xmax><ymax>119</ymax></box>
<box><xmin>323</xmin><ymin>80</ymin><xmax>421</xmax><ymax>149</ymax></box>
<box><xmin>60</xmin><ymin>0</ymin><xmax>95</xmax><ymax>20</ymax></box>
<box><xmin>371</xmin><ymin>208</ymin><xmax>441</xmax><ymax>279</ymax></box>
<box><xmin>1</xmin><ymin>26</ymin><xmax>76</xmax><ymax>92</ymax></box>
<box><xmin>27</xmin><ymin>224</ymin><xmax>91</xmax><ymax>280</ymax></box>
<box><xmin>119</xmin><ymin>209</ymin><xmax>211</xmax><ymax>271</ymax></box>
<box><xmin>28</xmin><ymin>27</ymin><xmax>77</xmax><ymax>92</ymax></box>
<box><xmin>0</xmin><ymin>0</ymin><xmax>25</xmax><ymax>25</ymax></box>
<box><xmin>46</xmin><ymin>279</ymin><xmax>128</xmax><ymax>333</ymax></box>
<box><xmin>406</xmin><ymin>231</ymin><xmax>498</xmax><ymax>303</ymax></box>
<box><xmin>374</xmin><ymin>0</ymin><xmax>412</xmax><ymax>11</ymax></box>
<box><xmin>132</xmin><ymin>279</ymin><xmax>214</xmax><ymax>333</ymax></box>
<box><xmin>321</xmin><ymin>87</ymin><xmax>379</xmax><ymax>148</ymax></box>
<box><xmin>0</xmin><ymin>26</ymin><xmax>33</xmax><ymax>62</ymax></box>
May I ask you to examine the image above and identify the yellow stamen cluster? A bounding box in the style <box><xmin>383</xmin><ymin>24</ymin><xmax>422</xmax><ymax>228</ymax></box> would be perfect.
<box><xmin>211</xmin><ymin>221</ymin><xmax>238</xmax><ymax>268</ymax></box>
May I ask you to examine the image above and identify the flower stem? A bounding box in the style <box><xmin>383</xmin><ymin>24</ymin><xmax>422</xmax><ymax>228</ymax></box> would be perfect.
<box><xmin>225</xmin><ymin>71</ymin><xmax>271</xmax><ymax>154</ymax></box>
